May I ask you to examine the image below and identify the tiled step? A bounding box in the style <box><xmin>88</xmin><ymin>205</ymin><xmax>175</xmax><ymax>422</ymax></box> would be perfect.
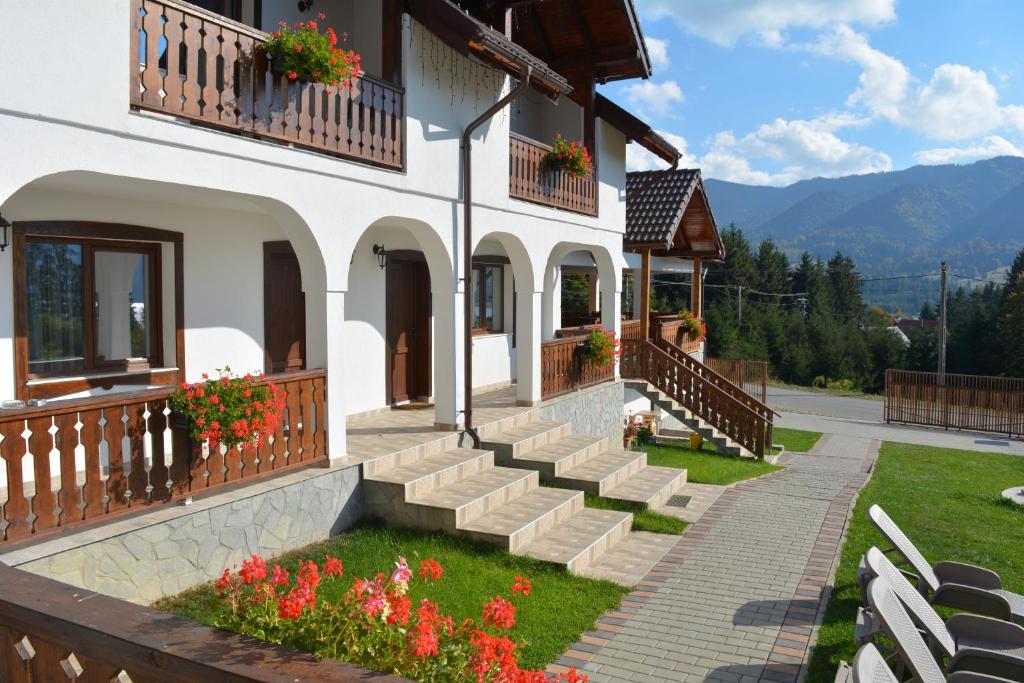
<box><xmin>628</xmin><ymin>381</ymin><xmax>751</xmax><ymax>457</ymax></box>
<box><xmin>459</xmin><ymin>487</ymin><xmax>584</xmax><ymax>552</ymax></box>
<box><xmin>480</xmin><ymin>420</ymin><xmax>572</xmax><ymax>460</ymax></box>
<box><xmin>501</xmin><ymin>434</ymin><xmax>608</xmax><ymax>477</ymax></box>
<box><xmin>521</xmin><ymin>508</ymin><xmax>633</xmax><ymax>573</ymax></box>
<box><xmin>550</xmin><ymin>450</ymin><xmax>647</xmax><ymax>496</ymax></box>
<box><xmin>580</xmin><ymin>531</ymin><xmax>683</xmax><ymax>586</ymax></box>
<box><xmin>405</xmin><ymin>466</ymin><xmax>539</xmax><ymax>530</ymax></box>
<box><xmin>364</xmin><ymin>448</ymin><xmax>493</xmax><ymax>499</ymax></box>
<box><xmin>602</xmin><ymin>465</ymin><xmax>687</xmax><ymax>509</ymax></box>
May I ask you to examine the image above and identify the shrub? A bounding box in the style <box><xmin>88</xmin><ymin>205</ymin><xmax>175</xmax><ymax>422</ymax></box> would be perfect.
<box><xmin>170</xmin><ymin>368</ymin><xmax>285</xmax><ymax>450</ymax></box>
<box><xmin>264</xmin><ymin>13</ymin><xmax>361</xmax><ymax>86</ymax></box>
<box><xmin>545</xmin><ymin>134</ymin><xmax>593</xmax><ymax>179</ymax></box>
<box><xmin>213</xmin><ymin>553</ymin><xmax>587</xmax><ymax>682</ymax></box>
<box><xmin>582</xmin><ymin>327</ymin><xmax>619</xmax><ymax>368</ymax></box>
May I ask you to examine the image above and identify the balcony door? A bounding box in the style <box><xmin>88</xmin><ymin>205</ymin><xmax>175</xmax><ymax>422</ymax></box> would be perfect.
<box><xmin>263</xmin><ymin>241</ymin><xmax>306</xmax><ymax>374</ymax></box>
<box><xmin>386</xmin><ymin>257</ymin><xmax>431</xmax><ymax>405</ymax></box>
<box><xmin>189</xmin><ymin>0</ymin><xmax>261</xmax><ymax>28</ymax></box>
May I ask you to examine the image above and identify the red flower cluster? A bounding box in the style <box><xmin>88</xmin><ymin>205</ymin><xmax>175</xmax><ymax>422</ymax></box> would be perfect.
<box><xmin>419</xmin><ymin>557</ymin><xmax>444</xmax><ymax>581</ymax></box>
<box><xmin>171</xmin><ymin>368</ymin><xmax>285</xmax><ymax>451</ymax></box>
<box><xmin>582</xmin><ymin>326</ymin><xmax>621</xmax><ymax>369</ymax></box>
<box><xmin>512</xmin><ymin>575</ymin><xmax>532</xmax><ymax>596</ymax></box>
<box><xmin>546</xmin><ymin>134</ymin><xmax>594</xmax><ymax>179</ymax></box>
<box><xmin>264</xmin><ymin>14</ymin><xmax>361</xmax><ymax>88</ymax></box>
<box><xmin>323</xmin><ymin>554</ymin><xmax>344</xmax><ymax>577</ymax></box>
<box><xmin>482</xmin><ymin>596</ymin><xmax>516</xmax><ymax>630</ymax></box>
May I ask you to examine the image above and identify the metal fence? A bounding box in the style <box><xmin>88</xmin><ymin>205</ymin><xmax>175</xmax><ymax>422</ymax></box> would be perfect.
<box><xmin>884</xmin><ymin>369</ymin><xmax>1024</xmax><ymax>437</ymax></box>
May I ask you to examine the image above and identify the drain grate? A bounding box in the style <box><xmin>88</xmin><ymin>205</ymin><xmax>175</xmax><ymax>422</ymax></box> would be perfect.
<box><xmin>666</xmin><ymin>494</ymin><xmax>692</xmax><ymax>508</ymax></box>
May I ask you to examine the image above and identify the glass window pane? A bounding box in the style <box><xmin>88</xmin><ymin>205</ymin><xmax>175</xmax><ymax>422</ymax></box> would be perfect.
<box><xmin>472</xmin><ymin>268</ymin><xmax>482</xmax><ymax>329</ymax></box>
<box><xmin>94</xmin><ymin>251</ymin><xmax>151</xmax><ymax>362</ymax></box>
<box><xmin>26</xmin><ymin>242</ymin><xmax>85</xmax><ymax>374</ymax></box>
<box><xmin>487</xmin><ymin>267</ymin><xmax>503</xmax><ymax>332</ymax></box>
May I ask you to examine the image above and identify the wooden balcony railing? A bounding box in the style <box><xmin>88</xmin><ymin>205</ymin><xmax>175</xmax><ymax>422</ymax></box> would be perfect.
<box><xmin>509</xmin><ymin>132</ymin><xmax>597</xmax><ymax>216</ymax></box>
<box><xmin>706</xmin><ymin>357</ymin><xmax>769</xmax><ymax>404</ymax></box>
<box><xmin>131</xmin><ymin>0</ymin><xmax>404</xmax><ymax>169</ymax></box>
<box><xmin>0</xmin><ymin>369</ymin><xmax>327</xmax><ymax>546</ymax></box>
<box><xmin>652</xmin><ymin>315</ymin><xmax>704</xmax><ymax>354</ymax></box>
<box><xmin>621</xmin><ymin>319</ymin><xmax>643</xmax><ymax>340</ymax></box>
<box><xmin>541</xmin><ymin>336</ymin><xmax>614</xmax><ymax>400</ymax></box>
<box><xmin>620</xmin><ymin>339</ymin><xmax>775</xmax><ymax>458</ymax></box>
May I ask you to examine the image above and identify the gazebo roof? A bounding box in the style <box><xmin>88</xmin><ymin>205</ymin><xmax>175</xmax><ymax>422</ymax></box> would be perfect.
<box><xmin>625</xmin><ymin>169</ymin><xmax>725</xmax><ymax>260</ymax></box>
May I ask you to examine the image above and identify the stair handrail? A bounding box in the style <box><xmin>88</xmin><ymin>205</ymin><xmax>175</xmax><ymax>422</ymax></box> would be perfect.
<box><xmin>655</xmin><ymin>337</ymin><xmax>779</xmax><ymax>420</ymax></box>
<box><xmin>621</xmin><ymin>339</ymin><xmax>774</xmax><ymax>457</ymax></box>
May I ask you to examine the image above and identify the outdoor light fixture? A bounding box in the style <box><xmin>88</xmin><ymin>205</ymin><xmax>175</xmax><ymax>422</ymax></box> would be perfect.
<box><xmin>0</xmin><ymin>214</ymin><xmax>10</xmax><ymax>252</ymax></box>
<box><xmin>373</xmin><ymin>244</ymin><xmax>388</xmax><ymax>270</ymax></box>
<box><xmin>297</xmin><ymin>0</ymin><xmax>315</xmax><ymax>12</ymax></box>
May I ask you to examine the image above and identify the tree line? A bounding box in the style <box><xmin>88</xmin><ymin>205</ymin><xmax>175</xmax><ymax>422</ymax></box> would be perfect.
<box><xmin>650</xmin><ymin>226</ymin><xmax>1024</xmax><ymax>392</ymax></box>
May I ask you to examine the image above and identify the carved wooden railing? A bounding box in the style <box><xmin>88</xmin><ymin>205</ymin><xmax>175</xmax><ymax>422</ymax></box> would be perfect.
<box><xmin>131</xmin><ymin>0</ymin><xmax>404</xmax><ymax>169</ymax></box>
<box><xmin>541</xmin><ymin>336</ymin><xmax>614</xmax><ymax>400</ymax></box>
<box><xmin>509</xmin><ymin>132</ymin><xmax>597</xmax><ymax>216</ymax></box>
<box><xmin>706</xmin><ymin>357</ymin><xmax>769</xmax><ymax>405</ymax></box>
<box><xmin>621</xmin><ymin>339</ymin><xmax>775</xmax><ymax>458</ymax></box>
<box><xmin>652</xmin><ymin>315</ymin><xmax>703</xmax><ymax>354</ymax></box>
<box><xmin>621</xmin><ymin>319</ymin><xmax>643</xmax><ymax>340</ymax></box>
<box><xmin>0</xmin><ymin>563</ymin><xmax>407</xmax><ymax>682</ymax></box>
<box><xmin>0</xmin><ymin>370</ymin><xmax>327</xmax><ymax>546</ymax></box>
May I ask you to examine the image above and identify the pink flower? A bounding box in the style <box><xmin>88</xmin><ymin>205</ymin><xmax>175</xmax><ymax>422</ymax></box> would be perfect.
<box><xmin>390</xmin><ymin>556</ymin><xmax>412</xmax><ymax>586</ymax></box>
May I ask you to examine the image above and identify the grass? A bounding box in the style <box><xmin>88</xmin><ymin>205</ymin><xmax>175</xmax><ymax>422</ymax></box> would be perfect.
<box><xmin>641</xmin><ymin>440</ymin><xmax>783</xmax><ymax>485</ymax></box>
<box><xmin>772</xmin><ymin>427</ymin><xmax>823</xmax><ymax>453</ymax></box>
<box><xmin>583</xmin><ymin>494</ymin><xmax>687</xmax><ymax>535</ymax></box>
<box><xmin>806</xmin><ymin>442</ymin><xmax>1024</xmax><ymax>683</ymax></box>
<box><xmin>156</xmin><ymin>523</ymin><xmax>628</xmax><ymax>670</ymax></box>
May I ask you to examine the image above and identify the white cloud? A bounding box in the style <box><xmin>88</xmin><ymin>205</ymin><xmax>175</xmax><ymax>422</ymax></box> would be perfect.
<box><xmin>914</xmin><ymin>136</ymin><xmax>1024</xmax><ymax>165</ymax></box>
<box><xmin>621</xmin><ymin>80</ymin><xmax>684</xmax><ymax>118</ymax></box>
<box><xmin>645</xmin><ymin>37</ymin><xmax>670</xmax><ymax>72</ymax></box>
<box><xmin>636</xmin><ymin>0</ymin><xmax>895</xmax><ymax>47</ymax></box>
<box><xmin>810</xmin><ymin>25</ymin><xmax>908</xmax><ymax>121</ymax></box>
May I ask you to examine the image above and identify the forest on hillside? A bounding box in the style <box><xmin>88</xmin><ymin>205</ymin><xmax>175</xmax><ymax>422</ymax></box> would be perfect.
<box><xmin>648</xmin><ymin>227</ymin><xmax>1024</xmax><ymax>392</ymax></box>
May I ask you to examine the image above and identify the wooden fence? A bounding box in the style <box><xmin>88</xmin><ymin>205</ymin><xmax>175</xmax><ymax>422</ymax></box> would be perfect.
<box><xmin>0</xmin><ymin>370</ymin><xmax>327</xmax><ymax>546</ymax></box>
<box><xmin>706</xmin><ymin>357</ymin><xmax>769</xmax><ymax>404</ymax></box>
<box><xmin>540</xmin><ymin>336</ymin><xmax>614</xmax><ymax>400</ymax></box>
<box><xmin>509</xmin><ymin>132</ymin><xmax>597</xmax><ymax>216</ymax></box>
<box><xmin>131</xmin><ymin>0</ymin><xmax>404</xmax><ymax>169</ymax></box>
<box><xmin>0</xmin><ymin>562</ymin><xmax>406</xmax><ymax>682</ymax></box>
<box><xmin>884</xmin><ymin>369</ymin><xmax>1024</xmax><ymax>437</ymax></box>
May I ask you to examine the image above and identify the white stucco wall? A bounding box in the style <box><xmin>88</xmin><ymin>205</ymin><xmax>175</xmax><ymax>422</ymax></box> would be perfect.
<box><xmin>472</xmin><ymin>334</ymin><xmax>515</xmax><ymax>389</ymax></box>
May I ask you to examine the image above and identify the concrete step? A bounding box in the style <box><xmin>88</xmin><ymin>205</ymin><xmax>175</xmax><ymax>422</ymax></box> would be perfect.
<box><xmin>630</xmin><ymin>381</ymin><xmax>754</xmax><ymax>458</ymax></box>
<box><xmin>481</xmin><ymin>420</ymin><xmax>572</xmax><ymax>460</ymax></box>
<box><xmin>405</xmin><ymin>467</ymin><xmax>539</xmax><ymax>530</ymax></box>
<box><xmin>500</xmin><ymin>434</ymin><xmax>608</xmax><ymax>477</ymax></box>
<box><xmin>459</xmin><ymin>487</ymin><xmax>584</xmax><ymax>553</ymax></box>
<box><xmin>580</xmin><ymin>531</ymin><xmax>683</xmax><ymax>586</ymax></box>
<box><xmin>364</xmin><ymin>448</ymin><xmax>494</xmax><ymax>499</ymax></box>
<box><xmin>521</xmin><ymin>508</ymin><xmax>633</xmax><ymax>573</ymax></box>
<box><xmin>551</xmin><ymin>450</ymin><xmax>648</xmax><ymax>497</ymax></box>
<box><xmin>603</xmin><ymin>465</ymin><xmax>688</xmax><ymax>509</ymax></box>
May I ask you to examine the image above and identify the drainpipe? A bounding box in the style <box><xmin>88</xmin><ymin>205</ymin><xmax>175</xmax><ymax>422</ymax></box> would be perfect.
<box><xmin>461</xmin><ymin>63</ymin><xmax>533</xmax><ymax>449</ymax></box>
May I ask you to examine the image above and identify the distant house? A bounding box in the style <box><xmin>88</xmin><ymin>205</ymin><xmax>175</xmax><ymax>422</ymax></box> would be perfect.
<box><xmin>895</xmin><ymin>317</ymin><xmax>939</xmax><ymax>339</ymax></box>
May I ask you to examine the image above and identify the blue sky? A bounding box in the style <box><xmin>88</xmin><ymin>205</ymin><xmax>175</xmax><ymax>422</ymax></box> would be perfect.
<box><xmin>601</xmin><ymin>1</ymin><xmax>1024</xmax><ymax>185</ymax></box>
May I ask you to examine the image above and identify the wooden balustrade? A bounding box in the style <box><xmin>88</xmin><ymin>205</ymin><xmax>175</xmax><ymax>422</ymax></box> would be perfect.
<box><xmin>885</xmin><ymin>369</ymin><xmax>1024</xmax><ymax>437</ymax></box>
<box><xmin>509</xmin><ymin>133</ymin><xmax>597</xmax><ymax>216</ymax></box>
<box><xmin>651</xmin><ymin>315</ymin><xmax>704</xmax><ymax>354</ymax></box>
<box><xmin>0</xmin><ymin>370</ymin><xmax>327</xmax><ymax>546</ymax></box>
<box><xmin>706</xmin><ymin>357</ymin><xmax>769</xmax><ymax>404</ymax></box>
<box><xmin>130</xmin><ymin>0</ymin><xmax>404</xmax><ymax>169</ymax></box>
<box><xmin>540</xmin><ymin>336</ymin><xmax>614</xmax><ymax>400</ymax></box>
<box><xmin>0</xmin><ymin>562</ymin><xmax>406</xmax><ymax>682</ymax></box>
<box><xmin>621</xmin><ymin>319</ymin><xmax>643</xmax><ymax>340</ymax></box>
<box><xmin>620</xmin><ymin>339</ymin><xmax>775</xmax><ymax>458</ymax></box>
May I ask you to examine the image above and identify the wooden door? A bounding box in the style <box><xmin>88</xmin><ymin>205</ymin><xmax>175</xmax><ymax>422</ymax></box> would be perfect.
<box><xmin>263</xmin><ymin>241</ymin><xmax>306</xmax><ymax>374</ymax></box>
<box><xmin>386</xmin><ymin>258</ymin><xmax>431</xmax><ymax>404</ymax></box>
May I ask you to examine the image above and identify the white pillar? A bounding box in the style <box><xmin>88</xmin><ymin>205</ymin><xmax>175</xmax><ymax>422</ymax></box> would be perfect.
<box><xmin>541</xmin><ymin>265</ymin><xmax>561</xmax><ymax>340</ymax></box>
<box><xmin>325</xmin><ymin>289</ymin><xmax>348</xmax><ymax>464</ymax></box>
<box><xmin>432</xmin><ymin>286</ymin><xmax>465</xmax><ymax>430</ymax></box>
<box><xmin>600</xmin><ymin>279</ymin><xmax>622</xmax><ymax>377</ymax></box>
<box><xmin>516</xmin><ymin>290</ymin><xmax>543</xmax><ymax>406</ymax></box>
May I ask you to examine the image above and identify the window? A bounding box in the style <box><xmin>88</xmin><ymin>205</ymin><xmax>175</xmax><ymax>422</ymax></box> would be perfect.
<box><xmin>23</xmin><ymin>237</ymin><xmax>162</xmax><ymax>379</ymax></box>
<box><xmin>471</xmin><ymin>264</ymin><xmax>503</xmax><ymax>334</ymax></box>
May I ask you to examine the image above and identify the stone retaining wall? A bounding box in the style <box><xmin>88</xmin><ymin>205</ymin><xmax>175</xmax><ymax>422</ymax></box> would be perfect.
<box><xmin>540</xmin><ymin>380</ymin><xmax>624</xmax><ymax>445</ymax></box>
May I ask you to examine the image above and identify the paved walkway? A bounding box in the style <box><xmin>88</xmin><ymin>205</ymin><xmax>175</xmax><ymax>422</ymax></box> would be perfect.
<box><xmin>556</xmin><ymin>434</ymin><xmax>878</xmax><ymax>683</ymax></box>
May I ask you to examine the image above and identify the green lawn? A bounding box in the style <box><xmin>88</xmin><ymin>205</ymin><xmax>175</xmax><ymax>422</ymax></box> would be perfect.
<box><xmin>806</xmin><ymin>443</ymin><xmax>1024</xmax><ymax>683</ymax></box>
<box><xmin>583</xmin><ymin>494</ymin><xmax>686</xmax><ymax>534</ymax></box>
<box><xmin>773</xmin><ymin>427</ymin><xmax>823</xmax><ymax>453</ymax></box>
<box><xmin>156</xmin><ymin>524</ymin><xmax>628</xmax><ymax>670</ymax></box>
<box><xmin>642</xmin><ymin>441</ymin><xmax>783</xmax><ymax>485</ymax></box>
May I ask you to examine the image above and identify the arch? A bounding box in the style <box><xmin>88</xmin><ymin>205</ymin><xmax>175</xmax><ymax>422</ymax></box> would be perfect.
<box><xmin>541</xmin><ymin>241</ymin><xmax>621</xmax><ymax>340</ymax></box>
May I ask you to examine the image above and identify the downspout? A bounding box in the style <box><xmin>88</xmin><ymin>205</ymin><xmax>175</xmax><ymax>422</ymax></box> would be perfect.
<box><xmin>461</xmin><ymin>63</ymin><xmax>533</xmax><ymax>449</ymax></box>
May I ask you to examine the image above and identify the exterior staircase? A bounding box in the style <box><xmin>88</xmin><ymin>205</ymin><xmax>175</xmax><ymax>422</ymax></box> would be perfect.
<box><xmin>362</xmin><ymin>415</ymin><xmax>685</xmax><ymax>579</ymax></box>
<box><xmin>627</xmin><ymin>380</ymin><xmax>752</xmax><ymax>457</ymax></box>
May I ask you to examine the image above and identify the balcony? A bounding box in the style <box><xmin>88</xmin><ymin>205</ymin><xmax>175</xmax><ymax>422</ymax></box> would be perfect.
<box><xmin>509</xmin><ymin>132</ymin><xmax>597</xmax><ymax>216</ymax></box>
<box><xmin>131</xmin><ymin>0</ymin><xmax>404</xmax><ymax>170</ymax></box>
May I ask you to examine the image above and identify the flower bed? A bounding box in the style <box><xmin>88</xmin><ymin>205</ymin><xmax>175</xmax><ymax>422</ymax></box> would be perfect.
<box><xmin>158</xmin><ymin>526</ymin><xmax>629</xmax><ymax>677</ymax></box>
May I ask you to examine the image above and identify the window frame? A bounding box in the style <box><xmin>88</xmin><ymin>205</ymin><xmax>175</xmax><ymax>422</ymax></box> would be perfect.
<box><xmin>471</xmin><ymin>263</ymin><xmax>504</xmax><ymax>335</ymax></box>
<box><xmin>13</xmin><ymin>222</ymin><xmax>185</xmax><ymax>401</ymax></box>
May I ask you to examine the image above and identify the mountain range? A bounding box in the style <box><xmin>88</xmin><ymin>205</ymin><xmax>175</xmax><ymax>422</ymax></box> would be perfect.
<box><xmin>703</xmin><ymin>156</ymin><xmax>1024</xmax><ymax>311</ymax></box>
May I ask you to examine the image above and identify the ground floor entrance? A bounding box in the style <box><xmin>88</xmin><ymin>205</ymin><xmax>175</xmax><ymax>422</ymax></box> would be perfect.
<box><xmin>386</xmin><ymin>255</ymin><xmax>431</xmax><ymax>405</ymax></box>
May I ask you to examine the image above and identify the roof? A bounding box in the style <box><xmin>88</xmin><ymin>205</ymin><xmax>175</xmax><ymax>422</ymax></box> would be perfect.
<box><xmin>596</xmin><ymin>94</ymin><xmax>679</xmax><ymax>166</ymax></box>
<box><xmin>625</xmin><ymin>169</ymin><xmax>726</xmax><ymax>259</ymax></box>
<box><xmin>896</xmin><ymin>318</ymin><xmax>939</xmax><ymax>336</ymax></box>
<box><xmin>406</xmin><ymin>0</ymin><xmax>572</xmax><ymax>99</ymax></box>
<box><xmin>451</xmin><ymin>0</ymin><xmax>651</xmax><ymax>86</ymax></box>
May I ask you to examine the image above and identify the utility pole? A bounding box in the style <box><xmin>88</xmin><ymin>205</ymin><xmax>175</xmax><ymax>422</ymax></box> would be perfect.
<box><xmin>737</xmin><ymin>285</ymin><xmax>743</xmax><ymax>325</ymax></box>
<box><xmin>938</xmin><ymin>261</ymin><xmax>948</xmax><ymax>375</ymax></box>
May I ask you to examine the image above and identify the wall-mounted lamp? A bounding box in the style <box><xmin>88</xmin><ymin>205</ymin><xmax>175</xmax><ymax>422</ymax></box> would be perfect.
<box><xmin>373</xmin><ymin>244</ymin><xmax>388</xmax><ymax>270</ymax></box>
<box><xmin>0</xmin><ymin>214</ymin><xmax>10</xmax><ymax>252</ymax></box>
<box><xmin>297</xmin><ymin>0</ymin><xmax>315</xmax><ymax>12</ymax></box>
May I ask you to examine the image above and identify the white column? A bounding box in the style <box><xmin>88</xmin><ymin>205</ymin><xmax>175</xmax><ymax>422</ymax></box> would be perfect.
<box><xmin>432</xmin><ymin>286</ymin><xmax>465</xmax><ymax>430</ymax></box>
<box><xmin>600</xmin><ymin>279</ymin><xmax>622</xmax><ymax>377</ymax></box>
<box><xmin>516</xmin><ymin>290</ymin><xmax>543</xmax><ymax>406</ymax></box>
<box><xmin>325</xmin><ymin>289</ymin><xmax>348</xmax><ymax>464</ymax></box>
<box><xmin>541</xmin><ymin>265</ymin><xmax>561</xmax><ymax>340</ymax></box>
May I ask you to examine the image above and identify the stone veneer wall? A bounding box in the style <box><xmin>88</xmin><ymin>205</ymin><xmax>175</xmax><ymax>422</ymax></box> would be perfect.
<box><xmin>1</xmin><ymin>465</ymin><xmax>363</xmax><ymax>605</ymax></box>
<box><xmin>539</xmin><ymin>380</ymin><xmax>624</xmax><ymax>445</ymax></box>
